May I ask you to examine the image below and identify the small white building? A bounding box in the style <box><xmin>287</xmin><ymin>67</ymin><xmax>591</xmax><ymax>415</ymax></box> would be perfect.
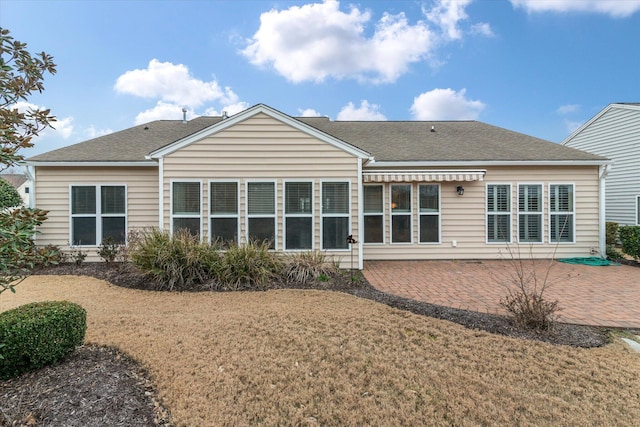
<box><xmin>562</xmin><ymin>103</ymin><xmax>640</xmax><ymax>226</ymax></box>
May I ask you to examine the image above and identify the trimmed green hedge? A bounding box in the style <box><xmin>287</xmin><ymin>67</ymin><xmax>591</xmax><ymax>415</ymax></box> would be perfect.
<box><xmin>0</xmin><ymin>301</ymin><xmax>86</xmax><ymax>380</ymax></box>
<box><xmin>619</xmin><ymin>226</ymin><xmax>640</xmax><ymax>260</ymax></box>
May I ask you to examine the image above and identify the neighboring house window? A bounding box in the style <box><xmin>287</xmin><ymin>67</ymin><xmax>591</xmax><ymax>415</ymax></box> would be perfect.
<box><xmin>419</xmin><ymin>184</ymin><xmax>439</xmax><ymax>243</ymax></box>
<box><xmin>391</xmin><ymin>184</ymin><xmax>412</xmax><ymax>243</ymax></box>
<box><xmin>322</xmin><ymin>181</ymin><xmax>350</xmax><ymax>250</ymax></box>
<box><xmin>363</xmin><ymin>185</ymin><xmax>384</xmax><ymax>243</ymax></box>
<box><xmin>247</xmin><ymin>181</ymin><xmax>276</xmax><ymax>249</ymax></box>
<box><xmin>487</xmin><ymin>184</ymin><xmax>511</xmax><ymax>243</ymax></box>
<box><xmin>70</xmin><ymin>185</ymin><xmax>126</xmax><ymax>246</ymax></box>
<box><xmin>518</xmin><ymin>184</ymin><xmax>543</xmax><ymax>243</ymax></box>
<box><xmin>549</xmin><ymin>184</ymin><xmax>574</xmax><ymax>243</ymax></box>
<box><xmin>285</xmin><ymin>181</ymin><xmax>313</xmax><ymax>250</ymax></box>
<box><xmin>210</xmin><ymin>181</ymin><xmax>239</xmax><ymax>247</ymax></box>
<box><xmin>172</xmin><ymin>181</ymin><xmax>201</xmax><ymax>236</ymax></box>
<box><xmin>637</xmin><ymin>195</ymin><xmax>640</xmax><ymax>225</ymax></box>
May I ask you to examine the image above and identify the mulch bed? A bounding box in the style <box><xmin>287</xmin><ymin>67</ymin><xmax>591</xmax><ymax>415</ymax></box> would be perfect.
<box><xmin>1</xmin><ymin>261</ymin><xmax>625</xmax><ymax>426</ymax></box>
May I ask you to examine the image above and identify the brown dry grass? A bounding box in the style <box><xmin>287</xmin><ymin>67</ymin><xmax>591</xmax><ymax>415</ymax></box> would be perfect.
<box><xmin>2</xmin><ymin>275</ymin><xmax>640</xmax><ymax>427</ymax></box>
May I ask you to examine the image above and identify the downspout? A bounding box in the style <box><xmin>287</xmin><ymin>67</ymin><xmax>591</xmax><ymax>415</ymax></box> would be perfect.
<box><xmin>24</xmin><ymin>165</ymin><xmax>35</xmax><ymax>209</ymax></box>
<box><xmin>598</xmin><ymin>164</ymin><xmax>611</xmax><ymax>258</ymax></box>
<box><xmin>158</xmin><ymin>157</ymin><xmax>164</xmax><ymax>230</ymax></box>
<box><xmin>357</xmin><ymin>158</ymin><xmax>367</xmax><ymax>270</ymax></box>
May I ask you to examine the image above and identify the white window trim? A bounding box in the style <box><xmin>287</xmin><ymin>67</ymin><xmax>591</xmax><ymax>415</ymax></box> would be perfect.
<box><xmin>636</xmin><ymin>195</ymin><xmax>640</xmax><ymax>226</ymax></box>
<box><xmin>69</xmin><ymin>184</ymin><xmax>128</xmax><ymax>247</ymax></box>
<box><xmin>170</xmin><ymin>179</ymin><xmax>203</xmax><ymax>238</ymax></box>
<box><xmin>517</xmin><ymin>183</ymin><xmax>544</xmax><ymax>244</ymax></box>
<box><xmin>208</xmin><ymin>179</ymin><xmax>240</xmax><ymax>246</ymax></box>
<box><xmin>363</xmin><ymin>184</ymin><xmax>385</xmax><ymax>245</ymax></box>
<box><xmin>486</xmin><ymin>183</ymin><xmax>512</xmax><ymax>244</ymax></box>
<box><xmin>418</xmin><ymin>183</ymin><xmax>441</xmax><ymax>245</ymax></box>
<box><xmin>321</xmin><ymin>180</ymin><xmax>351</xmax><ymax>251</ymax></box>
<box><xmin>390</xmin><ymin>183</ymin><xmax>413</xmax><ymax>245</ymax></box>
<box><xmin>284</xmin><ymin>180</ymin><xmax>314</xmax><ymax>251</ymax></box>
<box><xmin>245</xmin><ymin>180</ymin><xmax>278</xmax><ymax>250</ymax></box>
<box><xmin>548</xmin><ymin>182</ymin><xmax>576</xmax><ymax>244</ymax></box>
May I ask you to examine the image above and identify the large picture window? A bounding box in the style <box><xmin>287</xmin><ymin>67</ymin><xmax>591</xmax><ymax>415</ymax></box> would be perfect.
<box><xmin>419</xmin><ymin>184</ymin><xmax>439</xmax><ymax>243</ymax></box>
<box><xmin>285</xmin><ymin>181</ymin><xmax>313</xmax><ymax>250</ymax></box>
<box><xmin>363</xmin><ymin>185</ymin><xmax>383</xmax><ymax>243</ymax></box>
<box><xmin>487</xmin><ymin>184</ymin><xmax>511</xmax><ymax>243</ymax></box>
<box><xmin>247</xmin><ymin>181</ymin><xmax>276</xmax><ymax>249</ymax></box>
<box><xmin>210</xmin><ymin>181</ymin><xmax>239</xmax><ymax>247</ymax></box>
<box><xmin>549</xmin><ymin>184</ymin><xmax>574</xmax><ymax>243</ymax></box>
<box><xmin>322</xmin><ymin>182</ymin><xmax>350</xmax><ymax>250</ymax></box>
<box><xmin>172</xmin><ymin>181</ymin><xmax>201</xmax><ymax>236</ymax></box>
<box><xmin>71</xmin><ymin>185</ymin><xmax>126</xmax><ymax>246</ymax></box>
<box><xmin>391</xmin><ymin>184</ymin><xmax>411</xmax><ymax>243</ymax></box>
<box><xmin>518</xmin><ymin>184</ymin><xmax>543</xmax><ymax>243</ymax></box>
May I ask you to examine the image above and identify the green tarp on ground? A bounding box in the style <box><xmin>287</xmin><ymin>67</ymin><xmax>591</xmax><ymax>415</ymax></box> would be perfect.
<box><xmin>558</xmin><ymin>257</ymin><xmax>620</xmax><ymax>266</ymax></box>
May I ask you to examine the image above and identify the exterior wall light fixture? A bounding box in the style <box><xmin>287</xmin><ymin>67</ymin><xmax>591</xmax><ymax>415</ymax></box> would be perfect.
<box><xmin>456</xmin><ymin>185</ymin><xmax>465</xmax><ymax>196</ymax></box>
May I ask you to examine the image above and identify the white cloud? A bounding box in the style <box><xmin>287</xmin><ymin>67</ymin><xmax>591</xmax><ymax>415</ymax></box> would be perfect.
<box><xmin>510</xmin><ymin>0</ymin><xmax>640</xmax><ymax>17</ymax></box>
<box><xmin>114</xmin><ymin>59</ymin><xmax>240</xmax><ymax>108</ymax></box>
<box><xmin>425</xmin><ymin>0</ymin><xmax>471</xmax><ymax>40</ymax></box>
<box><xmin>52</xmin><ymin>116</ymin><xmax>74</xmax><ymax>139</ymax></box>
<box><xmin>202</xmin><ymin>102</ymin><xmax>250</xmax><ymax>117</ymax></box>
<box><xmin>410</xmin><ymin>88</ymin><xmax>485</xmax><ymax>120</ymax></box>
<box><xmin>84</xmin><ymin>125</ymin><xmax>113</xmax><ymax>139</ymax></box>
<box><xmin>470</xmin><ymin>22</ymin><xmax>494</xmax><ymax>37</ymax></box>
<box><xmin>134</xmin><ymin>101</ymin><xmax>192</xmax><ymax>125</ymax></box>
<box><xmin>298</xmin><ymin>108</ymin><xmax>323</xmax><ymax>117</ymax></box>
<box><xmin>11</xmin><ymin>101</ymin><xmax>75</xmax><ymax>140</ymax></box>
<box><xmin>337</xmin><ymin>101</ymin><xmax>386</xmax><ymax>120</ymax></box>
<box><xmin>556</xmin><ymin>104</ymin><xmax>581</xmax><ymax>115</ymax></box>
<box><xmin>564</xmin><ymin>119</ymin><xmax>584</xmax><ymax>135</ymax></box>
<box><xmin>242</xmin><ymin>0</ymin><xmax>443</xmax><ymax>84</ymax></box>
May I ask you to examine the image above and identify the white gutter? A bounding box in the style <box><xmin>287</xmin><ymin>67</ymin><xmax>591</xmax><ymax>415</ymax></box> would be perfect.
<box><xmin>598</xmin><ymin>164</ymin><xmax>612</xmax><ymax>257</ymax></box>
<box><xmin>25</xmin><ymin>161</ymin><xmax>157</xmax><ymax>167</ymax></box>
<box><xmin>368</xmin><ymin>160</ymin><xmax>611</xmax><ymax>168</ymax></box>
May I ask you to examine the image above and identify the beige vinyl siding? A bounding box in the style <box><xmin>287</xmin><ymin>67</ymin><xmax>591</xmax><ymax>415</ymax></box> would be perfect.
<box><xmin>363</xmin><ymin>165</ymin><xmax>600</xmax><ymax>260</ymax></box>
<box><xmin>33</xmin><ymin>166</ymin><xmax>158</xmax><ymax>260</ymax></box>
<box><xmin>563</xmin><ymin>106</ymin><xmax>640</xmax><ymax>225</ymax></box>
<box><xmin>162</xmin><ymin>113</ymin><xmax>361</xmax><ymax>267</ymax></box>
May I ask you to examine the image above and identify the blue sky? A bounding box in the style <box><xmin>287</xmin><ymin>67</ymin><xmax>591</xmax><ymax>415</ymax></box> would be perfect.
<box><xmin>2</xmin><ymin>0</ymin><xmax>639</xmax><ymax>157</ymax></box>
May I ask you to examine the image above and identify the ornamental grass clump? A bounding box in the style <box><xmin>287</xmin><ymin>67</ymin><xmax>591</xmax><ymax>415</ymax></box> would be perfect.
<box><xmin>283</xmin><ymin>251</ymin><xmax>339</xmax><ymax>286</ymax></box>
<box><xmin>0</xmin><ymin>301</ymin><xmax>86</xmax><ymax>380</ymax></box>
<box><xmin>130</xmin><ymin>228</ymin><xmax>222</xmax><ymax>291</ymax></box>
<box><xmin>219</xmin><ymin>240</ymin><xmax>283</xmax><ymax>291</ymax></box>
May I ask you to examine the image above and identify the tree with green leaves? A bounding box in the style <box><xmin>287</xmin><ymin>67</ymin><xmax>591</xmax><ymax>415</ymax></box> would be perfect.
<box><xmin>1</xmin><ymin>27</ymin><xmax>57</xmax><ymax>294</ymax></box>
<box><xmin>0</xmin><ymin>178</ymin><xmax>22</xmax><ymax>208</ymax></box>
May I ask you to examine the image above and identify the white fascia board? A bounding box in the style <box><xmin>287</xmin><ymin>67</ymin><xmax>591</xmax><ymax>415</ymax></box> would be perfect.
<box><xmin>25</xmin><ymin>161</ymin><xmax>158</xmax><ymax>167</ymax></box>
<box><xmin>561</xmin><ymin>103</ymin><xmax>640</xmax><ymax>146</ymax></box>
<box><xmin>366</xmin><ymin>160</ymin><xmax>612</xmax><ymax>168</ymax></box>
<box><xmin>148</xmin><ymin>104</ymin><xmax>372</xmax><ymax>160</ymax></box>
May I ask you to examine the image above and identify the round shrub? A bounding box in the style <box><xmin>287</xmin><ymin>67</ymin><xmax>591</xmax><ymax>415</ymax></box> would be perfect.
<box><xmin>0</xmin><ymin>301</ymin><xmax>86</xmax><ymax>380</ymax></box>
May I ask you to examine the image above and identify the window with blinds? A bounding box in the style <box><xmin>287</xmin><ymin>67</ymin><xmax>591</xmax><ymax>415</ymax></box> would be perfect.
<box><xmin>549</xmin><ymin>184</ymin><xmax>574</xmax><ymax>243</ymax></box>
<box><xmin>363</xmin><ymin>185</ymin><xmax>383</xmax><ymax>243</ymax></box>
<box><xmin>419</xmin><ymin>184</ymin><xmax>439</xmax><ymax>243</ymax></box>
<box><xmin>247</xmin><ymin>181</ymin><xmax>275</xmax><ymax>248</ymax></box>
<box><xmin>487</xmin><ymin>184</ymin><xmax>511</xmax><ymax>243</ymax></box>
<box><xmin>210</xmin><ymin>181</ymin><xmax>239</xmax><ymax>247</ymax></box>
<box><xmin>70</xmin><ymin>185</ymin><xmax>126</xmax><ymax>246</ymax></box>
<box><xmin>518</xmin><ymin>184</ymin><xmax>542</xmax><ymax>243</ymax></box>
<box><xmin>285</xmin><ymin>182</ymin><xmax>312</xmax><ymax>250</ymax></box>
<box><xmin>172</xmin><ymin>181</ymin><xmax>201</xmax><ymax>237</ymax></box>
<box><xmin>391</xmin><ymin>184</ymin><xmax>411</xmax><ymax>243</ymax></box>
<box><xmin>322</xmin><ymin>182</ymin><xmax>349</xmax><ymax>250</ymax></box>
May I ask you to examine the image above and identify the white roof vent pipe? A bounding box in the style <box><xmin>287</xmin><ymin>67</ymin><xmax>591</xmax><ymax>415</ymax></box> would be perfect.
<box><xmin>182</xmin><ymin>108</ymin><xmax>188</xmax><ymax>124</ymax></box>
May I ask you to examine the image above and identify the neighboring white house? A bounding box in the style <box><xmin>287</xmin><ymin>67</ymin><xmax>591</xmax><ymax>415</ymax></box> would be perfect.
<box><xmin>26</xmin><ymin>104</ymin><xmax>610</xmax><ymax>267</ymax></box>
<box><xmin>562</xmin><ymin>103</ymin><xmax>640</xmax><ymax>226</ymax></box>
<box><xmin>0</xmin><ymin>173</ymin><xmax>31</xmax><ymax>206</ymax></box>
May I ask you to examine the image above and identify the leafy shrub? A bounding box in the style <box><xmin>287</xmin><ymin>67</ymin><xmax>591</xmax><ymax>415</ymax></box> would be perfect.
<box><xmin>97</xmin><ymin>236</ymin><xmax>122</xmax><ymax>264</ymax></box>
<box><xmin>606</xmin><ymin>245</ymin><xmax>624</xmax><ymax>261</ymax></box>
<box><xmin>606</xmin><ymin>222</ymin><xmax>619</xmax><ymax>247</ymax></box>
<box><xmin>35</xmin><ymin>244</ymin><xmax>67</xmax><ymax>267</ymax></box>
<box><xmin>130</xmin><ymin>228</ymin><xmax>222</xmax><ymax>291</ymax></box>
<box><xmin>283</xmin><ymin>251</ymin><xmax>339</xmax><ymax>285</ymax></box>
<box><xmin>619</xmin><ymin>226</ymin><xmax>640</xmax><ymax>260</ymax></box>
<box><xmin>0</xmin><ymin>301</ymin><xmax>86</xmax><ymax>380</ymax></box>
<box><xmin>69</xmin><ymin>248</ymin><xmax>87</xmax><ymax>266</ymax></box>
<box><xmin>0</xmin><ymin>179</ymin><xmax>22</xmax><ymax>209</ymax></box>
<box><xmin>219</xmin><ymin>240</ymin><xmax>283</xmax><ymax>291</ymax></box>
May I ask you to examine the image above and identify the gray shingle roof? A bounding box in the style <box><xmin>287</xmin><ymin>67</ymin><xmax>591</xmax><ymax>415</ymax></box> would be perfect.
<box><xmin>27</xmin><ymin>112</ymin><xmax>606</xmax><ymax>163</ymax></box>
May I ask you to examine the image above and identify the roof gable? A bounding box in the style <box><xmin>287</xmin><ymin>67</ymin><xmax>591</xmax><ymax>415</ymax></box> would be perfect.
<box><xmin>561</xmin><ymin>103</ymin><xmax>640</xmax><ymax>146</ymax></box>
<box><xmin>147</xmin><ymin>104</ymin><xmax>371</xmax><ymax>160</ymax></box>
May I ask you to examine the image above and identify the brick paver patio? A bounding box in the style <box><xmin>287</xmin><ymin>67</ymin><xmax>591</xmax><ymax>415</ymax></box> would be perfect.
<box><xmin>363</xmin><ymin>260</ymin><xmax>640</xmax><ymax>328</ymax></box>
